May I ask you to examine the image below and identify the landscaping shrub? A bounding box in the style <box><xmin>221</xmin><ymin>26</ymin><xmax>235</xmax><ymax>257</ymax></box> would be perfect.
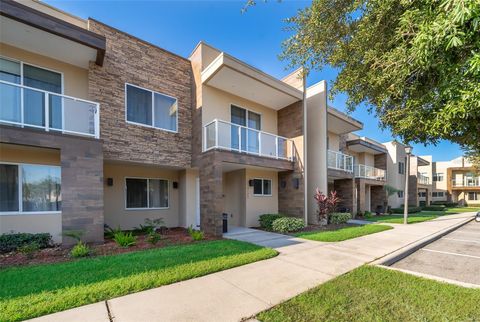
<box><xmin>104</xmin><ymin>224</ymin><xmax>122</xmax><ymax>239</ymax></box>
<box><xmin>70</xmin><ymin>242</ymin><xmax>90</xmax><ymax>258</ymax></box>
<box><xmin>17</xmin><ymin>242</ymin><xmax>40</xmax><ymax>259</ymax></box>
<box><xmin>134</xmin><ymin>218</ymin><xmax>165</xmax><ymax>234</ymax></box>
<box><xmin>330</xmin><ymin>213</ymin><xmax>352</xmax><ymax>224</ymax></box>
<box><xmin>187</xmin><ymin>226</ymin><xmax>205</xmax><ymax>241</ymax></box>
<box><xmin>271</xmin><ymin>217</ymin><xmax>305</xmax><ymax>233</ymax></box>
<box><xmin>431</xmin><ymin>201</ymin><xmax>458</xmax><ymax>207</ymax></box>
<box><xmin>422</xmin><ymin>205</ymin><xmax>446</xmax><ymax>211</ymax></box>
<box><xmin>391</xmin><ymin>207</ymin><xmax>422</xmax><ymax>214</ymax></box>
<box><xmin>259</xmin><ymin>214</ymin><xmax>285</xmax><ymax>230</ymax></box>
<box><xmin>147</xmin><ymin>231</ymin><xmax>162</xmax><ymax>244</ymax></box>
<box><xmin>0</xmin><ymin>233</ymin><xmax>52</xmax><ymax>253</ymax></box>
<box><xmin>113</xmin><ymin>231</ymin><xmax>137</xmax><ymax>247</ymax></box>
<box><xmin>363</xmin><ymin>211</ymin><xmax>373</xmax><ymax>219</ymax></box>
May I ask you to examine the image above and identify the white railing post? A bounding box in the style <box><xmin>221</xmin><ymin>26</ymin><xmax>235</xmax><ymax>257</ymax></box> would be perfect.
<box><xmin>95</xmin><ymin>103</ymin><xmax>100</xmax><ymax>139</ymax></box>
<box><xmin>258</xmin><ymin>131</ymin><xmax>262</xmax><ymax>156</ymax></box>
<box><xmin>214</xmin><ymin>119</ymin><xmax>219</xmax><ymax>149</ymax></box>
<box><xmin>44</xmin><ymin>93</ymin><xmax>49</xmax><ymax>132</ymax></box>
<box><xmin>238</xmin><ymin>125</ymin><xmax>241</xmax><ymax>153</ymax></box>
<box><xmin>275</xmin><ymin>137</ymin><xmax>279</xmax><ymax>159</ymax></box>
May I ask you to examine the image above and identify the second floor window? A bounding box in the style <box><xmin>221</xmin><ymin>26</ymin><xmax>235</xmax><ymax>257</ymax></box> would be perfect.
<box><xmin>398</xmin><ymin>162</ymin><xmax>405</xmax><ymax>174</ymax></box>
<box><xmin>433</xmin><ymin>173</ymin><xmax>444</xmax><ymax>181</ymax></box>
<box><xmin>125</xmin><ymin>84</ymin><xmax>178</xmax><ymax>132</ymax></box>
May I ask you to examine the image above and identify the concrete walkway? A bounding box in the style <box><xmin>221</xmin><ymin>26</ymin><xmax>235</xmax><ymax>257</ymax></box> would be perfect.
<box><xmin>30</xmin><ymin>212</ymin><xmax>474</xmax><ymax>322</ymax></box>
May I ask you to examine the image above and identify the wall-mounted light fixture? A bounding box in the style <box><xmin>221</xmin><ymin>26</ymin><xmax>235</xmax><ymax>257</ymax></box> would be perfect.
<box><xmin>107</xmin><ymin>178</ymin><xmax>113</xmax><ymax>186</ymax></box>
<box><xmin>248</xmin><ymin>179</ymin><xmax>254</xmax><ymax>187</ymax></box>
<box><xmin>173</xmin><ymin>182</ymin><xmax>179</xmax><ymax>189</ymax></box>
<box><xmin>293</xmin><ymin>178</ymin><xmax>300</xmax><ymax>190</ymax></box>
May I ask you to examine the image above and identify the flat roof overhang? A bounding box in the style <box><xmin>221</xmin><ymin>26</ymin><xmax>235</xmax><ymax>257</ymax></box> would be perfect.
<box><xmin>417</xmin><ymin>156</ymin><xmax>430</xmax><ymax>166</ymax></box>
<box><xmin>0</xmin><ymin>0</ymin><xmax>106</xmax><ymax>67</ymax></box>
<box><xmin>201</xmin><ymin>52</ymin><xmax>303</xmax><ymax>110</ymax></box>
<box><xmin>327</xmin><ymin>107</ymin><xmax>363</xmax><ymax>134</ymax></box>
<box><xmin>347</xmin><ymin>139</ymin><xmax>387</xmax><ymax>155</ymax></box>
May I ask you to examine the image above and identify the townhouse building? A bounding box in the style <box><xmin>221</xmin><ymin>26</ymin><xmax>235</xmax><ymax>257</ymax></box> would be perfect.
<box><xmin>0</xmin><ymin>0</ymin><xmax>332</xmax><ymax>243</ymax></box>
<box><xmin>427</xmin><ymin>156</ymin><xmax>480</xmax><ymax>206</ymax></box>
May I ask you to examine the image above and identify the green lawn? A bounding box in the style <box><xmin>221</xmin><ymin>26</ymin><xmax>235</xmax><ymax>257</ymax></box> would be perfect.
<box><xmin>366</xmin><ymin>206</ymin><xmax>479</xmax><ymax>224</ymax></box>
<box><xmin>257</xmin><ymin>265</ymin><xmax>480</xmax><ymax>322</ymax></box>
<box><xmin>445</xmin><ymin>206</ymin><xmax>480</xmax><ymax>213</ymax></box>
<box><xmin>0</xmin><ymin>239</ymin><xmax>277</xmax><ymax>322</ymax></box>
<box><xmin>294</xmin><ymin>224</ymin><xmax>392</xmax><ymax>242</ymax></box>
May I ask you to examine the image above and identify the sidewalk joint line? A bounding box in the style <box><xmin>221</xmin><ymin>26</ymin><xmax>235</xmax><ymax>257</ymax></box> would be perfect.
<box><xmin>105</xmin><ymin>300</ymin><xmax>113</xmax><ymax>322</ymax></box>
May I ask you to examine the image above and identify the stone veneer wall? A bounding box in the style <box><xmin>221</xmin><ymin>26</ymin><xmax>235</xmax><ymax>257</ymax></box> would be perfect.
<box><xmin>198</xmin><ymin>150</ymin><xmax>293</xmax><ymax>236</ymax></box>
<box><xmin>277</xmin><ymin>101</ymin><xmax>306</xmax><ymax>220</ymax></box>
<box><xmin>374</xmin><ymin>153</ymin><xmax>387</xmax><ymax>170</ymax></box>
<box><xmin>334</xmin><ymin>179</ymin><xmax>356</xmax><ymax>214</ymax></box>
<box><xmin>88</xmin><ymin>20</ymin><xmax>193</xmax><ymax>168</ymax></box>
<box><xmin>370</xmin><ymin>185</ymin><xmax>387</xmax><ymax>213</ymax></box>
<box><xmin>0</xmin><ymin>126</ymin><xmax>104</xmax><ymax>244</ymax></box>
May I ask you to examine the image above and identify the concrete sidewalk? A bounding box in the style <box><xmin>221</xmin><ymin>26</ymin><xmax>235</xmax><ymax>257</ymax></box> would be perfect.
<box><xmin>29</xmin><ymin>212</ymin><xmax>474</xmax><ymax>322</ymax></box>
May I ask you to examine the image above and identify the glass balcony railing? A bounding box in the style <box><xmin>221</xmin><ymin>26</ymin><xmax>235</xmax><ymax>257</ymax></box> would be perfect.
<box><xmin>203</xmin><ymin>119</ymin><xmax>293</xmax><ymax>161</ymax></box>
<box><xmin>0</xmin><ymin>80</ymin><xmax>100</xmax><ymax>138</ymax></box>
<box><xmin>354</xmin><ymin>164</ymin><xmax>386</xmax><ymax>181</ymax></box>
<box><xmin>452</xmin><ymin>178</ymin><xmax>480</xmax><ymax>187</ymax></box>
<box><xmin>418</xmin><ymin>173</ymin><xmax>430</xmax><ymax>185</ymax></box>
<box><xmin>328</xmin><ymin>150</ymin><xmax>353</xmax><ymax>172</ymax></box>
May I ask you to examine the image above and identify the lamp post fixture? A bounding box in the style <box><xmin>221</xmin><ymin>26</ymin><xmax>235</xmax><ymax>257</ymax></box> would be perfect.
<box><xmin>403</xmin><ymin>145</ymin><xmax>413</xmax><ymax>225</ymax></box>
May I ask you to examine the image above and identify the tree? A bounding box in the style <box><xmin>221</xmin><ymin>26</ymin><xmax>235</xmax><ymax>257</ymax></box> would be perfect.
<box><xmin>278</xmin><ymin>0</ymin><xmax>480</xmax><ymax>161</ymax></box>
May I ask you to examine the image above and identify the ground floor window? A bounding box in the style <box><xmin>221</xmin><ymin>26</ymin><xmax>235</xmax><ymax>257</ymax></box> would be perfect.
<box><xmin>253</xmin><ymin>178</ymin><xmax>272</xmax><ymax>196</ymax></box>
<box><xmin>467</xmin><ymin>192</ymin><xmax>479</xmax><ymax>201</ymax></box>
<box><xmin>418</xmin><ymin>192</ymin><xmax>426</xmax><ymax>197</ymax></box>
<box><xmin>397</xmin><ymin>191</ymin><xmax>404</xmax><ymax>198</ymax></box>
<box><xmin>432</xmin><ymin>191</ymin><xmax>444</xmax><ymax>198</ymax></box>
<box><xmin>125</xmin><ymin>177</ymin><xmax>169</xmax><ymax>209</ymax></box>
<box><xmin>0</xmin><ymin>163</ymin><xmax>61</xmax><ymax>213</ymax></box>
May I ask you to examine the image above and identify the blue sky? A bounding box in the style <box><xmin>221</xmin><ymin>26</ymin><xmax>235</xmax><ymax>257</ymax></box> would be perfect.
<box><xmin>46</xmin><ymin>0</ymin><xmax>462</xmax><ymax>161</ymax></box>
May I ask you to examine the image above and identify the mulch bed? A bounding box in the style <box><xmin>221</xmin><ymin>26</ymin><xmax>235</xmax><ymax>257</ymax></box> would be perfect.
<box><xmin>0</xmin><ymin>228</ymin><xmax>218</xmax><ymax>269</ymax></box>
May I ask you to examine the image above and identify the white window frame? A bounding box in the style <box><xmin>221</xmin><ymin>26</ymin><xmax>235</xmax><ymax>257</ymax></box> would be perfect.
<box><xmin>398</xmin><ymin>162</ymin><xmax>405</xmax><ymax>175</ymax></box>
<box><xmin>230</xmin><ymin>104</ymin><xmax>262</xmax><ymax>130</ymax></box>
<box><xmin>0</xmin><ymin>161</ymin><xmax>61</xmax><ymax>215</ymax></box>
<box><xmin>468</xmin><ymin>192</ymin><xmax>478</xmax><ymax>201</ymax></box>
<box><xmin>433</xmin><ymin>172</ymin><xmax>444</xmax><ymax>182</ymax></box>
<box><xmin>125</xmin><ymin>83</ymin><xmax>178</xmax><ymax>133</ymax></box>
<box><xmin>124</xmin><ymin>176</ymin><xmax>170</xmax><ymax>210</ymax></box>
<box><xmin>252</xmin><ymin>178</ymin><xmax>272</xmax><ymax>197</ymax></box>
<box><xmin>397</xmin><ymin>190</ymin><xmax>404</xmax><ymax>198</ymax></box>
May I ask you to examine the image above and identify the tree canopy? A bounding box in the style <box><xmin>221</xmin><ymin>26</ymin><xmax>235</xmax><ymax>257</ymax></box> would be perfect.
<box><xmin>279</xmin><ymin>0</ymin><xmax>480</xmax><ymax>158</ymax></box>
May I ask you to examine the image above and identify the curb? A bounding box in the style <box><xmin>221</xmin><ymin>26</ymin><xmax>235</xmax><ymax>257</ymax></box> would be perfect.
<box><xmin>371</xmin><ymin>215</ymin><xmax>474</xmax><ymax>266</ymax></box>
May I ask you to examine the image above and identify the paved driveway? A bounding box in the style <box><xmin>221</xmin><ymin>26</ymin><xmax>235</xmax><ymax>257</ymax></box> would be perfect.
<box><xmin>391</xmin><ymin>220</ymin><xmax>480</xmax><ymax>286</ymax></box>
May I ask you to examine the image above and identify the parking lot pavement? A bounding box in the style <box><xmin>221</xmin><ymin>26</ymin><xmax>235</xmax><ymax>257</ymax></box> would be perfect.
<box><xmin>391</xmin><ymin>220</ymin><xmax>480</xmax><ymax>286</ymax></box>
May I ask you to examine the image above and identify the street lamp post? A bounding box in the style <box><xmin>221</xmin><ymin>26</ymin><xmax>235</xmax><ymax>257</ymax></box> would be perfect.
<box><xmin>403</xmin><ymin>146</ymin><xmax>413</xmax><ymax>225</ymax></box>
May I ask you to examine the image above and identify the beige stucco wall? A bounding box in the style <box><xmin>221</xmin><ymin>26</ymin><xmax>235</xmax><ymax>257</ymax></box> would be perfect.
<box><xmin>384</xmin><ymin>141</ymin><xmax>407</xmax><ymax>208</ymax></box>
<box><xmin>0</xmin><ymin>143</ymin><xmax>62</xmax><ymax>242</ymax></box>
<box><xmin>0</xmin><ymin>214</ymin><xmax>62</xmax><ymax>243</ymax></box>
<box><xmin>0</xmin><ymin>143</ymin><xmax>60</xmax><ymax>165</ymax></box>
<box><xmin>202</xmin><ymin>85</ymin><xmax>278</xmax><ymax>134</ymax></box>
<box><xmin>327</xmin><ymin>132</ymin><xmax>340</xmax><ymax>151</ymax></box>
<box><xmin>103</xmin><ymin>163</ymin><xmax>181</xmax><ymax>230</ymax></box>
<box><xmin>0</xmin><ymin>43</ymin><xmax>89</xmax><ymax>99</ymax></box>
<box><xmin>179</xmin><ymin>168</ymin><xmax>199</xmax><ymax>228</ymax></box>
<box><xmin>245</xmin><ymin>169</ymin><xmax>278</xmax><ymax>227</ymax></box>
<box><xmin>17</xmin><ymin>0</ymin><xmax>88</xmax><ymax>29</ymax></box>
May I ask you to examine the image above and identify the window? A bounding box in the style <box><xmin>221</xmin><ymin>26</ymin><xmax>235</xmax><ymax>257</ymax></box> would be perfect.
<box><xmin>432</xmin><ymin>192</ymin><xmax>444</xmax><ymax>198</ymax></box>
<box><xmin>231</xmin><ymin>105</ymin><xmax>261</xmax><ymax>153</ymax></box>
<box><xmin>468</xmin><ymin>192</ymin><xmax>479</xmax><ymax>201</ymax></box>
<box><xmin>418</xmin><ymin>192</ymin><xmax>426</xmax><ymax>197</ymax></box>
<box><xmin>0</xmin><ymin>57</ymin><xmax>62</xmax><ymax>127</ymax></box>
<box><xmin>397</xmin><ymin>191</ymin><xmax>404</xmax><ymax>198</ymax></box>
<box><xmin>252</xmin><ymin>179</ymin><xmax>272</xmax><ymax>196</ymax></box>
<box><xmin>125</xmin><ymin>84</ymin><xmax>178</xmax><ymax>132</ymax></box>
<box><xmin>0</xmin><ymin>163</ymin><xmax>61</xmax><ymax>213</ymax></box>
<box><xmin>125</xmin><ymin>178</ymin><xmax>168</xmax><ymax>209</ymax></box>
<box><xmin>398</xmin><ymin>162</ymin><xmax>405</xmax><ymax>174</ymax></box>
<box><xmin>433</xmin><ymin>173</ymin><xmax>444</xmax><ymax>182</ymax></box>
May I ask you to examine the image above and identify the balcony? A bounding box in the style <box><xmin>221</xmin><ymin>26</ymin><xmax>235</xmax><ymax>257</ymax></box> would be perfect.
<box><xmin>203</xmin><ymin>119</ymin><xmax>293</xmax><ymax>161</ymax></box>
<box><xmin>418</xmin><ymin>173</ymin><xmax>430</xmax><ymax>185</ymax></box>
<box><xmin>0</xmin><ymin>80</ymin><xmax>100</xmax><ymax>138</ymax></box>
<box><xmin>452</xmin><ymin>178</ymin><xmax>480</xmax><ymax>187</ymax></box>
<box><xmin>354</xmin><ymin>164</ymin><xmax>386</xmax><ymax>181</ymax></box>
<box><xmin>328</xmin><ymin>150</ymin><xmax>353</xmax><ymax>172</ymax></box>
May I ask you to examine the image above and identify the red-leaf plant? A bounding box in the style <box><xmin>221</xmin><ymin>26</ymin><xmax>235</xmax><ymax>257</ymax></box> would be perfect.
<box><xmin>314</xmin><ymin>189</ymin><xmax>340</xmax><ymax>224</ymax></box>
